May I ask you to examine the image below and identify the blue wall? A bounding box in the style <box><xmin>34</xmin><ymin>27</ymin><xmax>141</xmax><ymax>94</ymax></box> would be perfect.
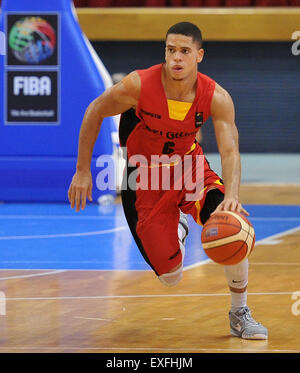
<box><xmin>92</xmin><ymin>41</ymin><xmax>300</xmax><ymax>153</ymax></box>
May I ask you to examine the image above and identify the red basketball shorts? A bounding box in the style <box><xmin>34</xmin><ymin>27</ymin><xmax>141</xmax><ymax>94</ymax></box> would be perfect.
<box><xmin>121</xmin><ymin>143</ymin><xmax>225</xmax><ymax>276</ymax></box>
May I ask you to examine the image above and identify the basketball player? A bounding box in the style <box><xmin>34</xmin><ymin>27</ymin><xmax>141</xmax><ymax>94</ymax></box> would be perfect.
<box><xmin>68</xmin><ymin>22</ymin><xmax>268</xmax><ymax>340</ymax></box>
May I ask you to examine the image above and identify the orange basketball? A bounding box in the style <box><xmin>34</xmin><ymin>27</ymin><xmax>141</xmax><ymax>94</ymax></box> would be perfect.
<box><xmin>201</xmin><ymin>211</ymin><xmax>255</xmax><ymax>265</ymax></box>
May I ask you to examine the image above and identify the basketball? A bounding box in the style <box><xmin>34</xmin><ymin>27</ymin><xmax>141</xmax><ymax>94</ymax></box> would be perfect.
<box><xmin>201</xmin><ymin>211</ymin><xmax>255</xmax><ymax>265</ymax></box>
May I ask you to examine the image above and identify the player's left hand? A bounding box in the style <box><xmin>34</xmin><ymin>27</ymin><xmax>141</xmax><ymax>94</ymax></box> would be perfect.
<box><xmin>211</xmin><ymin>197</ymin><xmax>249</xmax><ymax>216</ymax></box>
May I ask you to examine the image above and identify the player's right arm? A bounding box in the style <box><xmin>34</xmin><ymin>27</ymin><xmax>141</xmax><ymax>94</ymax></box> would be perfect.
<box><xmin>68</xmin><ymin>71</ymin><xmax>140</xmax><ymax>212</ymax></box>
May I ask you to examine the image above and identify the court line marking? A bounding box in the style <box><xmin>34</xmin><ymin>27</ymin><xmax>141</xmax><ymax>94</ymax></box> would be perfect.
<box><xmin>252</xmin><ymin>217</ymin><xmax>300</xmax><ymax>221</ymax></box>
<box><xmin>197</xmin><ymin>261</ymin><xmax>300</xmax><ymax>266</ymax></box>
<box><xmin>73</xmin><ymin>316</ymin><xmax>113</xmax><ymax>322</ymax></box>
<box><xmin>0</xmin><ymin>214</ymin><xmax>299</xmax><ymax>242</ymax></box>
<box><xmin>1</xmin><ymin>261</ymin><xmax>300</xmax><ymax>270</ymax></box>
<box><xmin>0</xmin><ymin>219</ymin><xmax>298</xmax><ymax>274</ymax></box>
<box><xmin>0</xmin><ymin>222</ymin><xmax>300</xmax><ymax>272</ymax></box>
<box><xmin>0</xmin><ymin>268</ymin><xmax>70</xmax><ymax>271</ymax></box>
<box><xmin>0</xmin><ymin>270</ymin><xmax>66</xmax><ymax>281</ymax></box>
<box><xmin>0</xmin><ymin>346</ymin><xmax>298</xmax><ymax>353</ymax></box>
<box><xmin>241</xmin><ymin>182</ymin><xmax>300</xmax><ymax>186</ymax></box>
<box><xmin>255</xmin><ymin>225</ymin><xmax>299</xmax><ymax>246</ymax></box>
<box><xmin>184</xmin><ymin>258</ymin><xmax>211</xmax><ymax>271</ymax></box>
<box><xmin>162</xmin><ymin>317</ymin><xmax>176</xmax><ymax>320</ymax></box>
<box><xmin>0</xmin><ymin>225</ymin><xmax>128</xmax><ymax>240</ymax></box>
<box><xmin>249</xmin><ymin>262</ymin><xmax>300</xmax><ymax>266</ymax></box>
<box><xmin>1</xmin><ymin>291</ymin><xmax>298</xmax><ymax>301</ymax></box>
<box><xmin>0</xmin><ymin>261</ymin><xmax>299</xmax><ymax>278</ymax></box>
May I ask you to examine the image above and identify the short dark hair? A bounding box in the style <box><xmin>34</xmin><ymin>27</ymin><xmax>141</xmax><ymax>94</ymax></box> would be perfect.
<box><xmin>166</xmin><ymin>22</ymin><xmax>202</xmax><ymax>49</ymax></box>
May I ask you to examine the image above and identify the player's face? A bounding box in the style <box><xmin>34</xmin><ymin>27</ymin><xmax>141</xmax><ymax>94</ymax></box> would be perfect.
<box><xmin>165</xmin><ymin>34</ymin><xmax>204</xmax><ymax>81</ymax></box>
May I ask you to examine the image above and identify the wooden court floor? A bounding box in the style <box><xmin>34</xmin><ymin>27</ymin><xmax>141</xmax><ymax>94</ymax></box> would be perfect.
<box><xmin>0</xmin><ymin>185</ymin><xmax>299</xmax><ymax>353</ymax></box>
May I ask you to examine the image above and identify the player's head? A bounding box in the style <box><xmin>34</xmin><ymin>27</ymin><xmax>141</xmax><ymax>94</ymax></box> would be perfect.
<box><xmin>166</xmin><ymin>22</ymin><xmax>203</xmax><ymax>49</ymax></box>
<box><xmin>165</xmin><ymin>22</ymin><xmax>204</xmax><ymax>81</ymax></box>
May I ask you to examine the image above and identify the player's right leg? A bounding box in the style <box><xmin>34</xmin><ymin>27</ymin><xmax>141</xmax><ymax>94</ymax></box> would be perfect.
<box><xmin>158</xmin><ymin>209</ymin><xmax>189</xmax><ymax>286</ymax></box>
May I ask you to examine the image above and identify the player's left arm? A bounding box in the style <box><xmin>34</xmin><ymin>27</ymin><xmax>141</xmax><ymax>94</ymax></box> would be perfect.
<box><xmin>210</xmin><ymin>83</ymin><xmax>249</xmax><ymax>216</ymax></box>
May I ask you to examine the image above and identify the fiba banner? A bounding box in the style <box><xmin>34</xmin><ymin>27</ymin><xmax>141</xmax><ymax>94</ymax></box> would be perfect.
<box><xmin>6</xmin><ymin>14</ymin><xmax>59</xmax><ymax>124</ymax></box>
<box><xmin>5</xmin><ymin>13</ymin><xmax>59</xmax><ymax>124</ymax></box>
<box><xmin>0</xmin><ymin>0</ymin><xmax>118</xmax><ymax>201</ymax></box>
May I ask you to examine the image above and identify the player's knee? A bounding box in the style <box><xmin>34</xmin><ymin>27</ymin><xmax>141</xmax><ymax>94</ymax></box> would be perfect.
<box><xmin>158</xmin><ymin>265</ymin><xmax>183</xmax><ymax>287</ymax></box>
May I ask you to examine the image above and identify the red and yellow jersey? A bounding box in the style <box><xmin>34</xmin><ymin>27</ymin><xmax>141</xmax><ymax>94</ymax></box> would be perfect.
<box><xmin>119</xmin><ymin>63</ymin><xmax>215</xmax><ymax>162</ymax></box>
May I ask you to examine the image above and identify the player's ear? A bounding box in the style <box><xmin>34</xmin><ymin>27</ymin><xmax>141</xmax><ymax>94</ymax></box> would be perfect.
<box><xmin>197</xmin><ymin>48</ymin><xmax>204</xmax><ymax>63</ymax></box>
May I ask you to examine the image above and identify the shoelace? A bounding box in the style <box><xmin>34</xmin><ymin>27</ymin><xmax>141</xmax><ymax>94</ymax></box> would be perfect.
<box><xmin>237</xmin><ymin>307</ymin><xmax>261</xmax><ymax>326</ymax></box>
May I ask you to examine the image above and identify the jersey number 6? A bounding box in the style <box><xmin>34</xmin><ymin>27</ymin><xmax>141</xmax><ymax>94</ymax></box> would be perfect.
<box><xmin>162</xmin><ymin>141</ymin><xmax>175</xmax><ymax>154</ymax></box>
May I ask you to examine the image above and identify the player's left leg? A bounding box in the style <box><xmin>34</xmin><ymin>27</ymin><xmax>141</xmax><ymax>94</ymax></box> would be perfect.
<box><xmin>182</xmin><ymin>183</ymin><xmax>268</xmax><ymax>339</ymax></box>
<box><xmin>225</xmin><ymin>260</ymin><xmax>268</xmax><ymax>340</ymax></box>
<box><xmin>206</xmin><ymin>189</ymin><xmax>268</xmax><ymax>339</ymax></box>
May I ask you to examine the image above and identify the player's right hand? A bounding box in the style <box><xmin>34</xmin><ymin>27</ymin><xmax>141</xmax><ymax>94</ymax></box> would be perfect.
<box><xmin>68</xmin><ymin>170</ymin><xmax>93</xmax><ymax>212</ymax></box>
<box><xmin>212</xmin><ymin>197</ymin><xmax>249</xmax><ymax>216</ymax></box>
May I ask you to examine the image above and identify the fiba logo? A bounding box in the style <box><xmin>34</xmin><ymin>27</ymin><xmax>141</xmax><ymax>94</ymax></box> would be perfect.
<box><xmin>8</xmin><ymin>16</ymin><xmax>56</xmax><ymax>64</ymax></box>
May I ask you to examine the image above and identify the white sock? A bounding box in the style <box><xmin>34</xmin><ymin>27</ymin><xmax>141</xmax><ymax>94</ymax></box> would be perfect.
<box><xmin>178</xmin><ymin>225</ymin><xmax>186</xmax><ymax>262</ymax></box>
<box><xmin>224</xmin><ymin>259</ymin><xmax>248</xmax><ymax>289</ymax></box>
<box><xmin>230</xmin><ymin>290</ymin><xmax>247</xmax><ymax>312</ymax></box>
<box><xmin>179</xmin><ymin>240</ymin><xmax>185</xmax><ymax>262</ymax></box>
<box><xmin>178</xmin><ymin>224</ymin><xmax>185</xmax><ymax>241</ymax></box>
